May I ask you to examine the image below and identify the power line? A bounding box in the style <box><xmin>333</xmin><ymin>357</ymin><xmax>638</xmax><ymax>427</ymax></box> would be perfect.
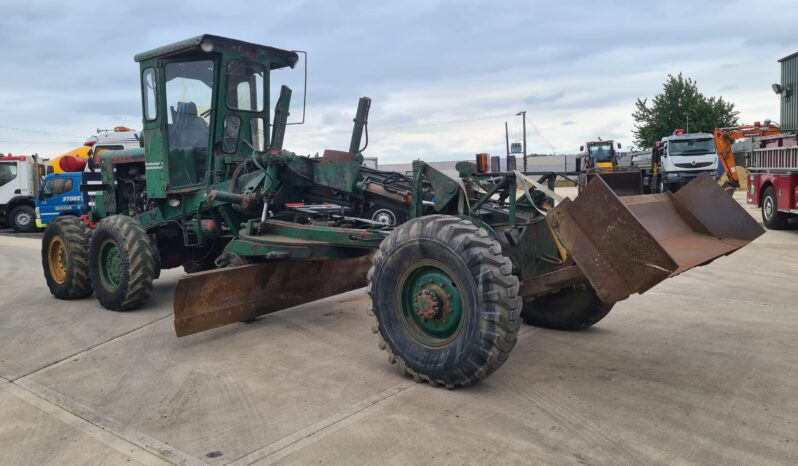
<box><xmin>0</xmin><ymin>126</ymin><xmax>82</xmax><ymax>138</ymax></box>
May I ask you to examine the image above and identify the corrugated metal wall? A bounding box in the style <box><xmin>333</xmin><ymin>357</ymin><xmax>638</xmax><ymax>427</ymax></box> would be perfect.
<box><xmin>780</xmin><ymin>55</ymin><xmax>798</xmax><ymax>130</ymax></box>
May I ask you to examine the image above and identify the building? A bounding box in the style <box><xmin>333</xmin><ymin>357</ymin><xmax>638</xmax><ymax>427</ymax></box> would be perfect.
<box><xmin>777</xmin><ymin>52</ymin><xmax>798</xmax><ymax>130</ymax></box>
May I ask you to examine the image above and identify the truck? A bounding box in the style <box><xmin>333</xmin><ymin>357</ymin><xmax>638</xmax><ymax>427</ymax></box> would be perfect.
<box><xmin>35</xmin><ymin>170</ymin><xmax>101</xmax><ymax>228</ymax></box>
<box><xmin>36</xmin><ymin>128</ymin><xmax>141</xmax><ymax>228</ymax></box>
<box><xmin>0</xmin><ymin>154</ymin><xmax>47</xmax><ymax>232</ymax></box>
<box><xmin>641</xmin><ymin>130</ymin><xmax>719</xmax><ymax>193</ymax></box>
<box><xmin>746</xmin><ymin>133</ymin><xmax>798</xmax><ymax>229</ymax></box>
<box><xmin>40</xmin><ymin>34</ymin><xmax>762</xmax><ymax>388</ymax></box>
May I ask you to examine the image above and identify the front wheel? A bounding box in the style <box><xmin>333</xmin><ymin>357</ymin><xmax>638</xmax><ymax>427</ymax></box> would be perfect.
<box><xmin>368</xmin><ymin>215</ymin><xmax>521</xmax><ymax>388</ymax></box>
<box><xmin>89</xmin><ymin>216</ymin><xmax>158</xmax><ymax>311</ymax></box>
<box><xmin>762</xmin><ymin>186</ymin><xmax>788</xmax><ymax>230</ymax></box>
<box><xmin>521</xmin><ymin>283</ymin><xmax>614</xmax><ymax>331</ymax></box>
<box><xmin>10</xmin><ymin>205</ymin><xmax>36</xmax><ymax>232</ymax></box>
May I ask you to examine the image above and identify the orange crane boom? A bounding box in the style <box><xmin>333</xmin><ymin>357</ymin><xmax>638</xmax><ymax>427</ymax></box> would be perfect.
<box><xmin>713</xmin><ymin>122</ymin><xmax>781</xmax><ymax>188</ymax></box>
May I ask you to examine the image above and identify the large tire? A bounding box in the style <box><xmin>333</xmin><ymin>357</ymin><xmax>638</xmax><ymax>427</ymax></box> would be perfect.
<box><xmin>761</xmin><ymin>186</ymin><xmax>788</xmax><ymax>230</ymax></box>
<box><xmin>41</xmin><ymin>217</ymin><xmax>93</xmax><ymax>299</ymax></box>
<box><xmin>521</xmin><ymin>283</ymin><xmax>614</xmax><ymax>331</ymax></box>
<box><xmin>368</xmin><ymin>215</ymin><xmax>521</xmax><ymax>388</ymax></box>
<box><xmin>89</xmin><ymin>215</ymin><xmax>158</xmax><ymax>311</ymax></box>
<box><xmin>10</xmin><ymin>205</ymin><xmax>36</xmax><ymax>232</ymax></box>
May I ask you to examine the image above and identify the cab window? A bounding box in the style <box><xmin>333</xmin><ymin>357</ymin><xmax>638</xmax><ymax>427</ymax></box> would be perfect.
<box><xmin>41</xmin><ymin>178</ymin><xmax>74</xmax><ymax>199</ymax></box>
<box><xmin>0</xmin><ymin>163</ymin><xmax>17</xmax><ymax>187</ymax></box>
<box><xmin>226</xmin><ymin>60</ymin><xmax>265</xmax><ymax>112</ymax></box>
<box><xmin>165</xmin><ymin>60</ymin><xmax>214</xmax><ymax>188</ymax></box>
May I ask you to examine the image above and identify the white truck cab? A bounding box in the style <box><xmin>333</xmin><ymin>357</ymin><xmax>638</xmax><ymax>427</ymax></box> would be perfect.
<box><xmin>0</xmin><ymin>154</ymin><xmax>46</xmax><ymax>231</ymax></box>
<box><xmin>654</xmin><ymin>130</ymin><xmax>718</xmax><ymax>192</ymax></box>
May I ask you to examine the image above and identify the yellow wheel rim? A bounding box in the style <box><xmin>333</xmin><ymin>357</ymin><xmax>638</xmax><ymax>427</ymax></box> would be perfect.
<box><xmin>48</xmin><ymin>236</ymin><xmax>68</xmax><ymax>285</ymax></box>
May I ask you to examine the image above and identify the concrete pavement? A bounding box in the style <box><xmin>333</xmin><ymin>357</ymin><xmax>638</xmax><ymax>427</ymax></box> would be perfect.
<box><xmin>0</xmin><ymin>200</ymin><xmax>796</xmax><ymax>465</ymax></box>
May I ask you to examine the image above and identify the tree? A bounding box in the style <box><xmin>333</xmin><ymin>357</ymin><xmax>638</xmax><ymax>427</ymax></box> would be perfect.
<box><xmin>632</xmin><ymin>73</ymin><xmax>738</xmax><ymax>148</ymax></box>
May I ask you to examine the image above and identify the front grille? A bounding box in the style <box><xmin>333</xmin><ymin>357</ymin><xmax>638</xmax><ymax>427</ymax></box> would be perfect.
<box><xmin>674</xmin><ymin>161</ymin><xmax>713</xmax><ymax>169</ymax></box>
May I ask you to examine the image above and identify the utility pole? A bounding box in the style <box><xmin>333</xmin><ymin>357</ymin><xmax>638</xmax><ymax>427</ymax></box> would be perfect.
<box><xmin>685</xmin><ymin>113</ymin><xmax>690</xmax><ymax>133</ymax></box>
<box><xmin>504</xmin><ymin>121</ymin><xmax>510</xmax><ymax>158</ymax></box>
<box><xmin>517</xmin><ymin>110</ymin><xmax>527</xmax><ymax>172</ymax></box>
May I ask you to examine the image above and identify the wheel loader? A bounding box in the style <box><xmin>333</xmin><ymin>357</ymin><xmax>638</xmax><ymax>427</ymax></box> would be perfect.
<box><xmin>42</xmin><ymin>35</ymin><xmax>764</xmax><ymax>388</ymax></box>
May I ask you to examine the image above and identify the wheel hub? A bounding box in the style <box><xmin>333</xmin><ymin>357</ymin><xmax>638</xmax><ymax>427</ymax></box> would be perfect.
<box><xmin>413</xmin><ymin>285</ymin><xmax>448</xmax><ymax>320</ymax></box>
<box><xmin>100</xmin><ymin>240</ymin><xmax>124</xmax><ymax>289</ymax></box>
<box><xmin>48</xmin><ymin>236</ymin><xmax>68</xmax><ymax>285</ymax></box>
<box><xmin>17</xmin><ymin>212</ymin><xmax>32</xmax><ymax>226</ymax></box>
<box><xmin>397</xmin><ymin>261</ymin><xmax>464</xmax><ymax>347</ymax></box>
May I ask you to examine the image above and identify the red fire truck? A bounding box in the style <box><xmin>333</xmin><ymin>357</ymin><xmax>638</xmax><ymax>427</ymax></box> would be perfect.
<box><xmin>746</xmin><ymin>133</ymin><xmax>798</xmax><ymax>229</ymax></box>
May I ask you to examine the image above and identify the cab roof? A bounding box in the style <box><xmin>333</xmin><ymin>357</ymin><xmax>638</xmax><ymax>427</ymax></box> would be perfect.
<box><xmin>134</xmin><ymin>34</ymin><xmax>299</xmax><ymax>70</ymax></box>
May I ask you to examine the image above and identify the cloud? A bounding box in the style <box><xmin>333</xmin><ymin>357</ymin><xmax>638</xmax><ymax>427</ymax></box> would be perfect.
<box><xmin>0</xmin><ymin>0</ymin><xmax>797</xmax><ymax>159</ymax></box>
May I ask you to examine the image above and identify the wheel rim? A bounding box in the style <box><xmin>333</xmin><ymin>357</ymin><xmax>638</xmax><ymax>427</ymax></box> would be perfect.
<box><xmin>396</xmin><ymin>259</ymin><xmax>464</xmax><ymax>348</ymax></box>
<box><xmin>99</xmin><ymin>240</ymin><xmax>123</xmax><ymax>290</ymax></box>
<box><xmin>764</xmin><ymin>196</ymin><xmax>774</xmax><ymax>220</ymax></box>
<box><xmin>16</xmin><ymin>211</ymin><xmax>32</xmax><ymax>227</ymax></box>
<box><xmin>48</xmin><ymin>236</ymin><xmax>68</xmax><ymax>285</ymax></box>
<box><xmin>371</xmin><ymin>209</ymin><xmax>396</xmax><ymax>225</ymax></box>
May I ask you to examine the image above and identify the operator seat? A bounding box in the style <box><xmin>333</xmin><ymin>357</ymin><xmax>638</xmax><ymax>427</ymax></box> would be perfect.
<box><xmin>170</xmin><ymin>102</ymin><xmax>208</xmax><ymax>149</ymax></box>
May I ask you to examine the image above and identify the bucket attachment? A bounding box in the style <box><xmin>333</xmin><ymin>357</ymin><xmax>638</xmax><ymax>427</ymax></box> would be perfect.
<box><xmin>547</xmin><ymin>174</ymin><xmax>764</xmax><ymax>303</ymax></box>
<box><xmin>585</xmin><ymin>169</ymin><xmax>643</xmax><ymax>196</ymax></box>
<box><xmin>173</xmin><ymin>254</ymin><xmax>373</xmax><ymax>337</ymax></box>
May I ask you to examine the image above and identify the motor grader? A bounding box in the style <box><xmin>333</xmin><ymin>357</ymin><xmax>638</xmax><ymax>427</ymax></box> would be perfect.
<box><xmin>42</xmin><ymin>35</ymin><xmax>763</xmax><ymax>388</ymax></box>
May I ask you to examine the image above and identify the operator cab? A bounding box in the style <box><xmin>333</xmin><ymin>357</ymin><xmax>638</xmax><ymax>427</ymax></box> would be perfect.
<box><xmin>580</xmin><ymin>140</ymin><xmax>622</xmax><ymax>169</ymax></box>
<box><xmin>134</xmin><ymin>35</ymin><xmax>299</xmax><ymax>197</ymax></box>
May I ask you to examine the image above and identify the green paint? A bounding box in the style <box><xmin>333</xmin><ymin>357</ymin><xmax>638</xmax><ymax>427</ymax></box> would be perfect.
<box><xmin>99</xmin><ymin>240</ymin><xmax>123</xmax><ymax>290</ymax></box>
<box><xmin>397</xmin><ymin>260</ymin><xmax>464</xmax><ymax>347</ymax></box>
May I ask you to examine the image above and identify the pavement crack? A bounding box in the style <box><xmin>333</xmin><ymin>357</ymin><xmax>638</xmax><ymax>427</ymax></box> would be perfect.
<box><xmin>13</xmin><ymin>314</ymin><xmax>172</xmax><ymax>382</ymax></box>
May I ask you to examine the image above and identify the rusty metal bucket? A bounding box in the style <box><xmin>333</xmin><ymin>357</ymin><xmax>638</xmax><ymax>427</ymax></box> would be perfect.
<box><xmin>547</xmin><ymin>174</ymin><xmax>764</xmax><ymax>303</ymax></box>
<box><xmin>583</xmin><ymin>169</ymin><xmax>643</xmax><ymax>196</ymax></box>
<box><xmin>173</xmin><ymin>254</ymin><xmax>373</xmax><ymax>337</ymax></box>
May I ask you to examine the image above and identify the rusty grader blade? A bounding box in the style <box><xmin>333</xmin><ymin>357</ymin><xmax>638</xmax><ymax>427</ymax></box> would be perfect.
<box><xmin>547</xmin><ymin>174</ymin><xmax>764</xmax><ymax>303</ymax></box>
<box><xmin>173</xmin><ymin>254</ymin><xmax>373</xmax><ymax>337</ymax></box>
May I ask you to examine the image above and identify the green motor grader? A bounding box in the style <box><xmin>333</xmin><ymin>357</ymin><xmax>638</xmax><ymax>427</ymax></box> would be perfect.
<box><xmin>41</xmin><ymin>35</ymin><xmax>763</xmax><ymax>388</ymax></box>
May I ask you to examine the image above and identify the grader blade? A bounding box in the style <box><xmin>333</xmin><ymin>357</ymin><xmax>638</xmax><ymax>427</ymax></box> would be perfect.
<box><xmin>547</xmin><ymin>174</ymin><xmax>764</xmax><ymax>303</ymax></box>
<box><xmin>173</xmin><ymin>254</ymin><xmax>373</xmax><ymax>337</ymax></box>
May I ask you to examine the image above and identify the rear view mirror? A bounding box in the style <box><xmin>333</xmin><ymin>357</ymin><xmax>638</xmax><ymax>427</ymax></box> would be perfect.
<box><xmin>579</xmin><ymin>145</ymin><xmax>584</xmax><ymax>152</ymax></box>
<box><xmin>617</xmin><ymin>142</ymin><xmax>622</xmax><ymax>149</ymax></box>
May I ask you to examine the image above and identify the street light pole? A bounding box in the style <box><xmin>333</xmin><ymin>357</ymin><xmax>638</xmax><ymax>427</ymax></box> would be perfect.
<box><xmin>685</xmin><ymin>113</ymin><xmax>690</xmax><ymax>133</ymax></box>
<box><xmin>517</xmin><ymin>110</ymin><xmax>527</xmax><ymax>172</ymax></box>
<box><xmin>505</xmin><ymin>121</ymin><xmax>510</xmax><ymax>158</ymax></box>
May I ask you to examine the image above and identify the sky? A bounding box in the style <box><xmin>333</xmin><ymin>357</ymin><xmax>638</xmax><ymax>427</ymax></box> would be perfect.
<box><xmin>1</xmin><ymin>0</ymin><xmax>796</xmax><ymax>163</ymax></box>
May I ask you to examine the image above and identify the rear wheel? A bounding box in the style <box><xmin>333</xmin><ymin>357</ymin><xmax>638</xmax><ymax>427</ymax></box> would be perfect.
<box><xmin>41</xmin><ymin>217</ymin><xmax>93</xmax><ymax>299</ymax></box>
<box><xmin>762</xmin><ymin>186</ymin><xmax>788</xmax><ymax>230</ymax></box>
<box><xmin>368</xmin><ymin>215</ymin><xmax>521</xmax><ymax>388</ymax></box>
<box><xmin>521</xmin><ymin>283</ymin><xmax>614</xmax><ymax>331</ymax></box>
<box><xmin>89</xmin><ymin>216</ymin><xmax>158</xmax><ymax>311</ymax></box>
<box><xmin>10</xmin><ymin>205</ymin><xmax>36</xmax><ymax>232</ymax></box>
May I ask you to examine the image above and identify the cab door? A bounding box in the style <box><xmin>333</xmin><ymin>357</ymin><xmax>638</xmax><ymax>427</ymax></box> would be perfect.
<box><xmin>37</xmin><ymin>175</ymin><xmax>79</xmax><ymax>226</ymax></box>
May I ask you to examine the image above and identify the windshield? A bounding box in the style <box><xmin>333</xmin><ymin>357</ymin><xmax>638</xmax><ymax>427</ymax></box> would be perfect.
<box><xmin>0</xmin><ymin>163</ymin><xmax>17</xmax><ymax>187</ymax></box>
<box><xmin>669</xmin><ymin>139</ymin><xmax>715</xmax><ymax>156</ymax></box>
<box><xmin>588</xmin><ymin>143</ymin><xmax>613</xmax><ymax>162</ymax></box>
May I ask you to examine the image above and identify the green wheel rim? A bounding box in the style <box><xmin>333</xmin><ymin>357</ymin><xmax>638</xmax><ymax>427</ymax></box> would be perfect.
<box><xmin>396</xmin><ymin>259</ymin><xmax>465</xmax><ymax>348</ymax></box>
<box><xmin>99</xmin><ymin>240</ymin><xmax>123</xmax><ymax>290</ymax></box>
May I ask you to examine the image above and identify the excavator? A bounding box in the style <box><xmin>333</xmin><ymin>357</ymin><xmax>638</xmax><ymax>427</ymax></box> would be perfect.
<box><xmin>713</xmin><ymin>120</ymin><xmax>781</xmax><ymax>190</ymax></box>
